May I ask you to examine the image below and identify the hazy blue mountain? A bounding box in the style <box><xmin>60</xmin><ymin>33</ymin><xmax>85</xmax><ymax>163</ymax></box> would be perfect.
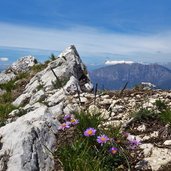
<box><xmin>90</xmin><ymin>63</ymin><xmax>171</xmax><ymax>90</ymax></box>
<box><xmin>164</xmin><ymin>62</ymin><xmax>171</xmax><ymax>70</ymax></box>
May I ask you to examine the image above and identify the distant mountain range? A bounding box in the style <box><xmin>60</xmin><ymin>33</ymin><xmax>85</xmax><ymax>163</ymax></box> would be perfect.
<box><xmin>90</xmin><ymin>63</ymin><xmax>171</xmax><ymax>90</ymax></box>
<box><xmin>164</xmin><ymin>62</ymin><xmax>171</xmax><ymax>70</ymax></box>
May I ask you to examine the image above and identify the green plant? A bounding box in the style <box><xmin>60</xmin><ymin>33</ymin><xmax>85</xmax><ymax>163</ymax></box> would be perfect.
<box><xmin>50</xmin><ymin>53</ymin><xmax>56</xmax><ymax>61</ymax></box>
<box><xmin>155</xmin><ymin>99</ymin><xmax>168</xmax><ymax>111</ymax></box>
<box><xmin>0</xmin><ymin>80</ymin><xmax>16</xmax><ymax>92</ymax></box>
<box><xmin>15</xmin><ymin>109</ymin><xmax>27</xmax><ymax>117</ymax></box>
<box><xmin>31</xmin><ymin>64</ymin><xmax>46</xmax><ymax>73</ymax></box>
<box><xmin>160</xmin><ymin>109</ymin><xmax>171</xmax><ymax>124</ymax></box>
<box><xmin>74</xmin><ymin>111</ymin><xmax>103</xmax><ymax>133</ymax></box>
<box><xmin>55</xmin><ymin>111</ymin><xmax>138</xmax><ymax>171</ymax></box>
<box><xmin>0</xmin><ymin>92</ymin><xmax>13</xmax><ymax>103</ymax></box>
<box><xmin>37</xmin><ymin>84</ymin><xmax>44</xmax><ymax>91</ymax></box>
<box><xmin>132</xmin><ymin>108</ymin><xmax>157</xmax><ymax>121</ymax></box>
<box><xmin>15</xmin><ymin>72</ymin><xmax>29</xmax><ymax>81</ymax></box>
<box><xmin>0</xmin><ymin>103</ymin><xmax>17</xmax><ymax>127</ymax></box>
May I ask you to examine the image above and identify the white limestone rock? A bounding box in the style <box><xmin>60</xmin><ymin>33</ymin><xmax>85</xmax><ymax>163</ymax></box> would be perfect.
<box><xmin>0</xmin><ymin>105</ymin><xmax>60</xmax><ymax>171</ymax></box>
<box><xmin>13</xmin><ymin>45</ymin><xmax>93</xmax><ymax>108</ymax></box>
<box><xmin>0</xmin><ymin>56</ymin><xmax>37</xmax><ymax>84</ymax></box>
<box><xmin>29</xmin><ymin>90</ymin><xmax>45</xmax><ymax>105</ymax></box>
<box><xmin>48</xmin><ymin>102</ymin><xmax>64</xmax><ymax>116</ymax></box>
<box><xmin>163</xmin><ymin>140</ymin><xmax>171</xmax><ymax>146</ymax></box>
<box><xmin>88</xmin><ymin>105</ymin><xmax>100</xmax><ymax>115</ymax></box>
<box><xmin>0</xmin><ymin>72</ymin><xmax>16</xmax><ymax>84</ymax></box>
<box><xmin>140</xmin><ymin>143</ymin><xmax>171</xmax><ymax>171</ymax></box>
<box><xmin>12</xmin><ymin>93</ymin><xmax>31</xmax><ymax>107</ymax></box>
<box><xmin>7</xmin><ymin>56</ymin><xmax>36</xmax><ymax>74</ymax></box>
<box><xmin>99</xmin><ymin>99</ymin><xmax>112</xmax><ymax>105</ymax></box>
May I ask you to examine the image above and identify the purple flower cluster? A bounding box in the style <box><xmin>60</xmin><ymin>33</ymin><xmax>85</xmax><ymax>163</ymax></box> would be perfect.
<box><xmin>58</xmin><ymin>114</ymin><xmax>79</xmax><ymax>131</ymax></box>
<box><xmin>84</xmin><ymin>127</ymin><xmax>118</xmax><ymax>155</ymax></box>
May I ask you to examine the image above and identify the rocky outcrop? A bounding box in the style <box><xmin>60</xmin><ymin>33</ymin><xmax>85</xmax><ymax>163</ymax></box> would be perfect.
<box><xmin>13</xmin><ymin>45</ymin><xmax>93</xmax><ymax>107</ymax></box>
<box><xmin>0</xmin><ymin>106</ymin><xmax>59</xmax><ymax>171</ymax></box>
<box><xmin>6</xmin><ymin>56</ymin><xmax>36</xmax><ymax>74</ymax></box>
<box><xmin>0</xmin><ymin>56</ymin><xmax>37</xmax><ymax>84</ymax></box>
<box><xmin>0</xmin><ymin>45</ymin><xmax>93</xmax><ymax>171</ymax></box>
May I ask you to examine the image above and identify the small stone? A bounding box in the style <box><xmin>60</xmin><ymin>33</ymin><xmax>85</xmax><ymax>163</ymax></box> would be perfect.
<box><xmin>163</xmin><ymin>140</ymin><xmax>171</xmax><ymax>146</ymax></box>
<box><xmin>137</xmin><ymin>124</ymin><xmax>146</xmax><ymax>132</ymax></box>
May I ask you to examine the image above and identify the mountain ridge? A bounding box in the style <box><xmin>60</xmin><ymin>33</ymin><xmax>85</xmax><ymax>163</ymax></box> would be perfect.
<box><xmin>90</xmin><ymin>63</ymin><xmax>171</xmax><ymax>90</ymax></box>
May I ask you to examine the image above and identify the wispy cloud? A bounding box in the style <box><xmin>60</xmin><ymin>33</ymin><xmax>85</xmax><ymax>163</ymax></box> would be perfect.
<box><xmin>0</xmin><ymin>22</ymin><xmax>171</xmax><ymax>62</ymax></box>
<box><xmin>0</xmin><ymin>57</ymin><xmax>8</xmax><ymax>62</ymax></box>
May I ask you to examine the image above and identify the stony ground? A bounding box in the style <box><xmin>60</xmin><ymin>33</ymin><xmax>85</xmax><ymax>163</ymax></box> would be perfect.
<box><xmin>61</xmin><ymin>89</ymin><xmax>171</xmax><ymax>171</ymax></box>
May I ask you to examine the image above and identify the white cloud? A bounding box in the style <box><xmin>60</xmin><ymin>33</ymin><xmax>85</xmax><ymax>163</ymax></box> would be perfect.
<box><xmin>0</xmin><ymin>57</ymin><xmax>8</xmax><ymax>62</ymax></box>
<box><xmin>0</xmin><ymin>22</ymin><xmax>171</xmax><ymax>61</ymax></box>
<box><xmin>105</xmin><ymin>60</ymin><xmax>134</xmax><ymax>65</ymax></box>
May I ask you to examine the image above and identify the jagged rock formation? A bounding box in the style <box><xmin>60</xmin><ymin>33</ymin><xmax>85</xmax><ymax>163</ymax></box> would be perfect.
<box><xmin>0</xmin><ymin>45</ymin><xmax>93</xmax><ymax>171</ymax></box>
<box><xmin>0</xmin><ymin>56</ymin><xmax>37</xmax><ymax>84</ymax></box>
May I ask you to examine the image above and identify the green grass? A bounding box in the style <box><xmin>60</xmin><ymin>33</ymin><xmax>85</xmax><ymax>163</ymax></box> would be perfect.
<box><xmin>132</xmin><ymin>100</ymin><xmax>171</xmax><ymax>125</ymax></box>
<box><xmin>160</xmin><ymin>109</ymin><xmax>171</xmax><ymax>124</ymax></box>
<box><xmin>0</xmin><ymin>92</ymin><xmax>13</xmax><ymax>103</ymax></box>
<box><xmin>31</xmin><ymin>64</ymin><xmax>46</xmax><ymax>73</ymax></box>
<box><xmin>0</xmin><ymin>80</ymin><xmax>16</xmax><ymax>92</ymax></box>
<box><xmin>55</xmin><ymin>111</ymin><xmax>132</xmax><ymax>171</ymax></box>
<box><xmin>132</xmin><ymin>108</ymin><xmax>157</xmax><ymax>121</ymax></box>
<box><xmin>0</xmin><ymin>103</ymin><xmax>17</xmax><ymax>127</ymax></box>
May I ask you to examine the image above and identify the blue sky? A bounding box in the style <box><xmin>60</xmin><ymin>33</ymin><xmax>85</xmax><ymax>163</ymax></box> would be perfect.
<box><xmin>0</xmin><ymin>0</ymin><xmax>171</xmax><ymax>66</ymax></box>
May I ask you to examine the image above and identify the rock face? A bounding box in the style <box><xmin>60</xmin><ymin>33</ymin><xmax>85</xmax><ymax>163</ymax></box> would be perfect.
<box><xmin>0</xmin><ymin>56</ymin><xmax>37</xmax><ymax>84</ymax></box>
<box><xmin>13</xmin><ymin>45</ymin><xmax>93</xmax><ymax>107</ymax></box>
<box><xmin>0</xmin><ymin>45</ymin><xmax>93</xmax><ymax>171</ymax></box>
<box><xmin>7</xmin><ymin>56</ymin><xmax>36</xmax><ymax>74</ymax></box>
<box><xmin>0</xmin><ymin>72</ymin><xmax>16</xmax><ymax>84</ymax></box>
<box><xmin>0</xmin><ymin>106</ymin><xmax>59</xmax><ymax>171</ymax></box>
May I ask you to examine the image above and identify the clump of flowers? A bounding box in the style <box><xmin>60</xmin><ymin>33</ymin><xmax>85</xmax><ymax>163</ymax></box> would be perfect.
<box><xmin>58</xmin><ymin>114</ymin><xmax>79</xmax><ymax>131</ymax></box>
<box><xmin>97</xmin><ymin>135</ymin><xmax>109</xmax><ymax>145</ymax></box>
<box><xmin>84</xmin><ymin>128</ymin><xmax>96</xmax><ymax>137</ymax></box>
<box><xmin>57</xmin><ymin>111</ymin><xmax>142</xmax><ymax>171</ymax></box>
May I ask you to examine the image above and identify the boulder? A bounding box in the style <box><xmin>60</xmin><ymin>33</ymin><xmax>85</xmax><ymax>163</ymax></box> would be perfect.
<box><xmin>0</xmin><ymin>105</ymin><xmax>60</xmax><ymax>171</ymax></box>
<box><xmin>7</xmin><ymin>56</ymin><xmax>36</xmax><ymax>74</ymax></box>
<box><xmin>0</xmin><ymin>56</ymin><xmax>37</xmax><ymax>84</ymax></box>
